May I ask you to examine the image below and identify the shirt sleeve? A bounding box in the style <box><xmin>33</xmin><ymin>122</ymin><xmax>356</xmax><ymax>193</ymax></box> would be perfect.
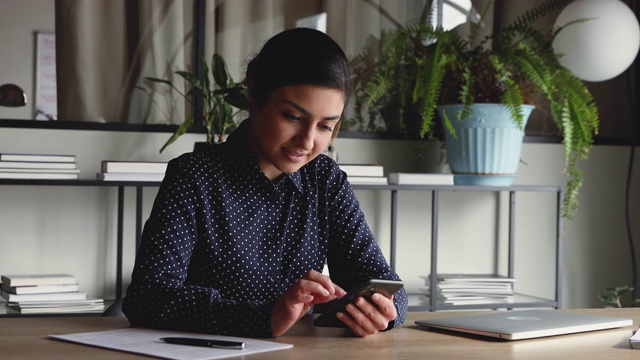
<box><xmin>324</xmin><ymin>167</ymin><xmax>408</xmax><ymax>329</ymax></box>
<box><xmin>121</xmin><ymin>157</ymin><xmax>274</xmax><ymax>337</ymax></box>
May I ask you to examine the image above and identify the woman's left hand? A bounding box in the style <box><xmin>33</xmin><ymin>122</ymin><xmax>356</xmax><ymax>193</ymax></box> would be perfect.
<box><xmin>336</xmin><ymin>293</ymin><xmax>397</xmax><ymax>338</ymax></box>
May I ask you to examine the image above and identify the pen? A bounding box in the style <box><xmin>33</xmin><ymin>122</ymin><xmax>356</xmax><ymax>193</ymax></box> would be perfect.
<box><xmin>159</xmin><ymin>337</ymin><xmax>245</xmax><ymax>350</ymax></box>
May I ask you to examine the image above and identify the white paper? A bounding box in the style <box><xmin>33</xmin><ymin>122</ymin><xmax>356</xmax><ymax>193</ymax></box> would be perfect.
<box><xmin>49</xmin><ymin>328</ymin><xmax>292</xmax><ymax>360</ymax></box>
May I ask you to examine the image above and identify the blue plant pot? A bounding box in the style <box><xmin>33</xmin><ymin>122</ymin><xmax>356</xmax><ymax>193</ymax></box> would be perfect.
<box><xmin>437</xmin><ymin>104</ymin><xmax>534</xmax><ymax>186</ymax></box>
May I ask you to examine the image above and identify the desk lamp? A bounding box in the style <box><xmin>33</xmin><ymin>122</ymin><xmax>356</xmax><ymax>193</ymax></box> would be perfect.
<box><xmin>0</xmin><ymin>83</ymin><xmax>27</xmax><ymax>107</ymax></box>
<box><xmin>553</xmin><ymin>0</ymin><xmax>640</xmax><ymax>300</ymax></box>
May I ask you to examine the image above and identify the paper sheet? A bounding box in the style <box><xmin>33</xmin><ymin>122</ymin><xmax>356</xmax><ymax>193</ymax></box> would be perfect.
<box><xmin>49</xmin><ymin>327</ymin><xmax>292</xmax><ymax>360</ymax></box>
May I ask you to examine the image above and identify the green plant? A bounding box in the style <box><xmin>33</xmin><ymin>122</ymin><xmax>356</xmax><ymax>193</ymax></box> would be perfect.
<box><xmin>351</xmin><ymin>0</ymin><xmax>599</xmax><ymax>219</ymax></box>
<box><xmin>144</xmin><ymin>53</ymin><xmax>250</xmax><ymax>153</ymax></box>
<box><xmin>598</xmin><ymin>286</ymin><xmax>640</xmax><ymax>308</ymax></box>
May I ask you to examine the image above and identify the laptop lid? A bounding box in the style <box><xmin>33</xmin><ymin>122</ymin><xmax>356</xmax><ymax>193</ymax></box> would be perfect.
<box><xmin>415</xmin><ymin>310</ymin><xmax>633</xmax><ymax>340</ymax></box>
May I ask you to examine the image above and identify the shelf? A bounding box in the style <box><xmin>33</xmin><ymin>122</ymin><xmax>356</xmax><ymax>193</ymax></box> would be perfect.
<box><xmin>351</xmin><ymin>183</ymin><xmax>564</xmax><ymax>312</ymax></box>
<box><xmin>1</xmin><ymin>179</ymin><xmax>563</xmax><ymax>313</ymax></box>
<box><xmin>0</xmin><ymin>179</ymin><xmax>161</xmax><ymax>186</ymax></box>
<box><xmin>0</xmin><ymin>180</ymin><xmax>162</xmax><ymax>300</ymax></box>
<box><xmin>351</xmin><ymin>183</ymin><xmax>562</xmax><ymax>192</ymax></box>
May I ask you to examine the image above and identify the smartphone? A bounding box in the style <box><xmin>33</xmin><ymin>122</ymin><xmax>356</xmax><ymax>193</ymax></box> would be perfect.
<box><xmin>313</xmin><ymin>278</ymin><xmax>404</xmax><ymax>327</ymax></box>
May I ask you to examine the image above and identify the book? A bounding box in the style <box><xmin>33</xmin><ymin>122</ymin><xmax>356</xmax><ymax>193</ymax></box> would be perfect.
<box><xmin>0</xmin><ymin>161</ymin><xmax>77</xmax><ymax>170</ymax></box>
<box><xmin>1</xmin><ymin>290</ymin><xmax>87</xmax><ymax>302</ymax></box>
<box><xmin>7</xmin><ymin>298</ymin><xmax>105</xmax><ymax>314</ymax></box>
<box><xmin>0</xmin><ymin>153</ymin><xmax>76</xmax><ymax>163</ymax></box>
<box><xmin>1</xmin><ymin>273</ymin><xmax>77</xmax><ymax>287</ymax></box>
<box><xmin>339</xmin><ymin>164</ymin><xmax>384</xmax><ymax>177</ymax></box>
<box><xmin>7</xmin><ymin>303</ymin><xmax>105</xmax><ymax>314</ymax></box>
<box><xmin>423</xmin><ymin>295</ymin><xmax>515</xmax><ymax>306</ymax></box>
<box><xmin>347</xmin><ymin>176</ymin><xmax>388</xmax><ymax>185</ymax></box>
<box><xmin>0</xmin><ymin>168</ymin><xmax>80</xmax><ymax>174</ymax></box>
<box><xmin>429</xmin><ymin>274</ymin><xmax>517</xmax><ymax>283</ymax></box>
<box><xmin>101</xmin><ymin>161</ymin><xmax>168</xmax><ymax>174</ymax></box>
<box><xmin>423</xmin><ymin>273</ymin><xmax>516</xmax><ymax>306</ymax></box>
<box><xmin>1</xmin><ymin>283</ymin><xmax>80</xmax><ymax>295</ymax></box>
<box><xmin>0</xmin><ymin>172</ymin><xmax>79</xmax><ymax>180</ymax></box>
<box><xmin>388</xmin><ymin>172</ymin><xmax>454</xmax><ymax>185</ymax></box>
<box><xmin>97</xmin><ymin>172</ymin><xmax>165</xmax><ymax>182</ymax></box>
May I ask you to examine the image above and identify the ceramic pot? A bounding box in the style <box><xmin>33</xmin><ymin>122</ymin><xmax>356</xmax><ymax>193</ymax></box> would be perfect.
<box><xmin>436</xmin><ymin>104</ymin><xmax>534</xmax><ymax>186</ymax></box>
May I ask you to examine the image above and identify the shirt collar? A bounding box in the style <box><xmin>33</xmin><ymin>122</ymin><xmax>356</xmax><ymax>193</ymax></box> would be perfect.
<box><xmin>226</xmin><ymin>119</ymin><xmax>305</xmax><ymax>195</ymax></box>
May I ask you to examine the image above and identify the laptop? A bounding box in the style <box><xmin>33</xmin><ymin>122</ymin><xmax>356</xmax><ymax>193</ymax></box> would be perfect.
<box><xmin>415</xmin><ymin>310</ymin><xmax>633</xmax><ymax>340</ymax></box>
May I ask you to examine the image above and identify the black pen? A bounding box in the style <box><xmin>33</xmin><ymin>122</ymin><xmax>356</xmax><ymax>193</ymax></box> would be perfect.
<box><xmin>160</xmin><ymin>337</ymin><xmax>245</xmax><ymax>350</ymax></box>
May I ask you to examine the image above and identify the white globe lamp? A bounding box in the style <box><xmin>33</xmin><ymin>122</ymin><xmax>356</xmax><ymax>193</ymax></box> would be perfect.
<box><xmin>553</xmin><ymin>0</ymin><xmax>640</xmax><ymax>82</ymax></box>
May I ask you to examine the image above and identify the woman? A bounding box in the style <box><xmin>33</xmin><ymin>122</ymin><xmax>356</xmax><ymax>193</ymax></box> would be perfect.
<box><xmin>122</xmin><ymin>28</ymin><xmax>408</xmax><ymax>338</ymax></box>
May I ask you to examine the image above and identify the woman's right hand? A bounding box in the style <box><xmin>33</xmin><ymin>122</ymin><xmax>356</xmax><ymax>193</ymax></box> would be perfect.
<box><xmin>271</xmin><ymin>270</ymin><xmax>346</xmax><ymax>336</ymax></box>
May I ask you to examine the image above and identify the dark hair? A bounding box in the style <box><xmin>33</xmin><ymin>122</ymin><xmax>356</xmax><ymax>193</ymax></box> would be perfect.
<box><xmin>246</xmin><ymin>28</ymin><xmax>351</xmax><ymax>110</ymax></box>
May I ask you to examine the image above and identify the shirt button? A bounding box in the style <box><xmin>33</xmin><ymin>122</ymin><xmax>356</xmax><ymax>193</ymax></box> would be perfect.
<box><xmin>269</xmin><ymin>276</ymin><xmax>276</xmax><ymax>282</ymax></box>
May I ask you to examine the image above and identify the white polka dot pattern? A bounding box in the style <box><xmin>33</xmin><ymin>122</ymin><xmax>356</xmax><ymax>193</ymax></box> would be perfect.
<box><xmin>122</xmin><ymin>120</ymin><xmax>407</xmax><ymax>337</ymax></box>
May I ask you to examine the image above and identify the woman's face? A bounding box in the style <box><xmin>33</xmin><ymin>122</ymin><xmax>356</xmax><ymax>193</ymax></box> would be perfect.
<box><xmin>247</xmin><ymin>84</ymin><xmax>345</xmax><ymax>181</ymax></box>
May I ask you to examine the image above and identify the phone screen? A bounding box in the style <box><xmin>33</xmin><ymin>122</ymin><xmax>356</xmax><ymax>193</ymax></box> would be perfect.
<box><xmin>313</xmin><ymin>279</ymin><xmax>404</xmax><ymax>327</ymax></box>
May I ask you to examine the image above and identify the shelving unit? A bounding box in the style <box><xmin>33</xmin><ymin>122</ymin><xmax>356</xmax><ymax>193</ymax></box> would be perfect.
<box><xmin>0</xmin><ymin>179</ymin><xmax>161</xmax><ymax>300</ymax></box>
<box><xmin>0</xmin><ymin>179</ymin><xmax>563</xmax><ymax>313</ymax></box>
<box><xmin>351</xmin><ymin>184</ymin><xmax>564</xmax><ymax>311</ymax></box>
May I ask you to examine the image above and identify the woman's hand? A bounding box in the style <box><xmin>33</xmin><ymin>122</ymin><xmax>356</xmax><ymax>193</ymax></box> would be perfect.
<box><xmin>336</xmin><ymin>293</ymin><xmax>397</xmax><ymax>338</ymax></box>
<box><xmin>271</xmin><ymin>270</ymin><xmax>346</xmax><ymax>336</ymax></box>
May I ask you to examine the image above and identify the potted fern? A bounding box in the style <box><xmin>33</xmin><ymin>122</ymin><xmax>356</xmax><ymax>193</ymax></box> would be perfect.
<box><xmin>354</xmin><ymin>0</ymin><xmax>598</xmax><ymax>219</ymax></box>
<box><xmin>144</xmin><ymin>53</ymin><xmax>250</xmax><ymax>153</ymax></box>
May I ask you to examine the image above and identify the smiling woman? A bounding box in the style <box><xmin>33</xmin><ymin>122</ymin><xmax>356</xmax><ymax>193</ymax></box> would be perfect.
<box><xmin>121</xmin><ymin>27</ymin><xmax>408</xmax><ymax>338</ymax></box>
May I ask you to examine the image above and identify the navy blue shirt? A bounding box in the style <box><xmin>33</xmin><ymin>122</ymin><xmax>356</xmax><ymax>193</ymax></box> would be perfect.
<box><xmin>122</xmin><ymin>120</ymin><xmax>407</xmax><ymax>337</ymax></box>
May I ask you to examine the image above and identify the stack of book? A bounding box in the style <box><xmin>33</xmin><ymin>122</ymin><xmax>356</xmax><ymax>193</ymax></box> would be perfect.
<box><xmin>0</xmin><ymin>153</ymin><xmax>79</xmax><ymax>180</ymax></box>
<box><xmin>97</xmin><ymin>161</ymin><xmax>167</xmax><ymax>182</ymax></box>
<box><xmin>0</xmin><ymin>273</ymin><xmax>104</xmax><ymax>314</ymax></box>
<box><xmin>339</xmin><ymin>164</ymin><xmax>387</xmax><ymax>185</ymax></box>
<box><xmin>422</xmin><ymin>273</ymin><xmax>516</xmax><ymax>306</ymax></box>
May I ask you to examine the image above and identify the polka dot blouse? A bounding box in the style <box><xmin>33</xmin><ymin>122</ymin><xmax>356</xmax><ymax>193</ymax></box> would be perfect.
<box><xmin>122</xmin><ymin>120</ymin><xmax>408</xmax><ymax>337</ymax></box>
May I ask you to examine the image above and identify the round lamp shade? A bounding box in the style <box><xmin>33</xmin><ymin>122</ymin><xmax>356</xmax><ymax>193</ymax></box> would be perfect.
<box><xmin>553</xmin><ymin>0</ymin><xmax>640</xmax><ymax>82</ymax></box>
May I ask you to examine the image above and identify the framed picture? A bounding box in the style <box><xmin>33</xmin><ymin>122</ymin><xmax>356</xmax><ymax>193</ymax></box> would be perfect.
<box><xmin>34</xmin><ymin>32</ymin><xmax>57</xmax><ymax>121</ymax></box>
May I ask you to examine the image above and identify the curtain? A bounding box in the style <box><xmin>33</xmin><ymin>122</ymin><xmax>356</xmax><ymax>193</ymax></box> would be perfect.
<box><xmin>55</xmin><ymin>0</ymin><xmax>192</xmax><ymax>124</ymax></box>
<box><xmin>55</xmin><ymin>0</ymin><xmax>448</xmax><ymax>126</ymax></box>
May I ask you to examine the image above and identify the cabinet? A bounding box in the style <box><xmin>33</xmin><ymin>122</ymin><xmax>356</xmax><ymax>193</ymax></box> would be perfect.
<box><xmin>351</xmin><ymin>183</ymin><xmax>564</xmax><ymax>311</ymax></box>
<box><xmin>1</xmin><ymin>180</ymin><xmax>562</xmax><ymax>312</ymax></box>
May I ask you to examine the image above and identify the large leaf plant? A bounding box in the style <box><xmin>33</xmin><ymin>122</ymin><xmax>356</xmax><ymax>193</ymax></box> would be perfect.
<box><xmin>353</xmin><ymin>0</ymin><xmax>599</xmax><ymax>219</ymax></box>
<box><xmin>144</xmin><ymin>53</ymin><xmax>250</xmax><ymax>153</ymax></box>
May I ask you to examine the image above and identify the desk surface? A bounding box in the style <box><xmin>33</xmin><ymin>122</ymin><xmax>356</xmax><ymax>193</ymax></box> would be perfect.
<box><xmin>1</xmin><ymin>308</ymin><xmax>638</xmax><ymax>359</ymax></box>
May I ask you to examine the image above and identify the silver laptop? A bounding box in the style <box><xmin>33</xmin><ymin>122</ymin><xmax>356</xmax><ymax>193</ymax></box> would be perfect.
<box><xmin>415</xmin><ymin>310</ymin><xmax>633</xmax><ymax>340</ymax></box>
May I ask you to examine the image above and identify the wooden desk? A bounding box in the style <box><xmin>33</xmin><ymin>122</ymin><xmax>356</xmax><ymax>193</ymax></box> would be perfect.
<box><xmin>1</xmin><ymin>309</ymin><xmax>637</xmax><ymax>359</ymax></box>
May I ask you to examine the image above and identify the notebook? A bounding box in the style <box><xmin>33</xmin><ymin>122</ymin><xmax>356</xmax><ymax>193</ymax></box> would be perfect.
<box><xmin>415</xmin><ymin>310</ymin><xmax>633</xmax><ymax>340</ymax></box>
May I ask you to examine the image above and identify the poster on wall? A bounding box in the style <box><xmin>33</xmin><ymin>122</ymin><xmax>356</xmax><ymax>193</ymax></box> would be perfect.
<box><xmin>34</xmin><ymin>32</ymin><xmax>57</xmax><ymax>121</ymax></box>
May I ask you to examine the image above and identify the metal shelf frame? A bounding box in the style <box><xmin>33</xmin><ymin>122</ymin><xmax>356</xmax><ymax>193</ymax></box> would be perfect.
<box><xmin>1</xmin><ymin>180</ymin><xmax>563</xmax><ymax>311</ymax></box>
<box><xmin>0</xmin><ymin>179</ymin><xmax>161</xmax><ymax>300</ymax></box>
<box><xmin>351</xmin><ymin>183</ymin><xmax>564</xmax><ymax>311</ymax></box>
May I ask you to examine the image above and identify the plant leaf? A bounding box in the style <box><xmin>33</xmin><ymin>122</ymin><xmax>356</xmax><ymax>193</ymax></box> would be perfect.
<box><xmin>159</xmin><ymin>117</ymin><xmax>195</xmax><ymax>153</ymax></box>
<box><xmin>212</xmin><ymin>53</ymin><xmax>229</xmax><ymax>88</ymax></box>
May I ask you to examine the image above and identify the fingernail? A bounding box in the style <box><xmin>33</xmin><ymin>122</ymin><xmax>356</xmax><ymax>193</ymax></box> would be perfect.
<box><xmin>336</xmin><ymin>312</ymin><xmax>344</xmax><ymax>319</ymax></box>
<box><xmin>322</xmin><ymin>289</ymin><xmax>330</xmax><ymax>296</ymax></box>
